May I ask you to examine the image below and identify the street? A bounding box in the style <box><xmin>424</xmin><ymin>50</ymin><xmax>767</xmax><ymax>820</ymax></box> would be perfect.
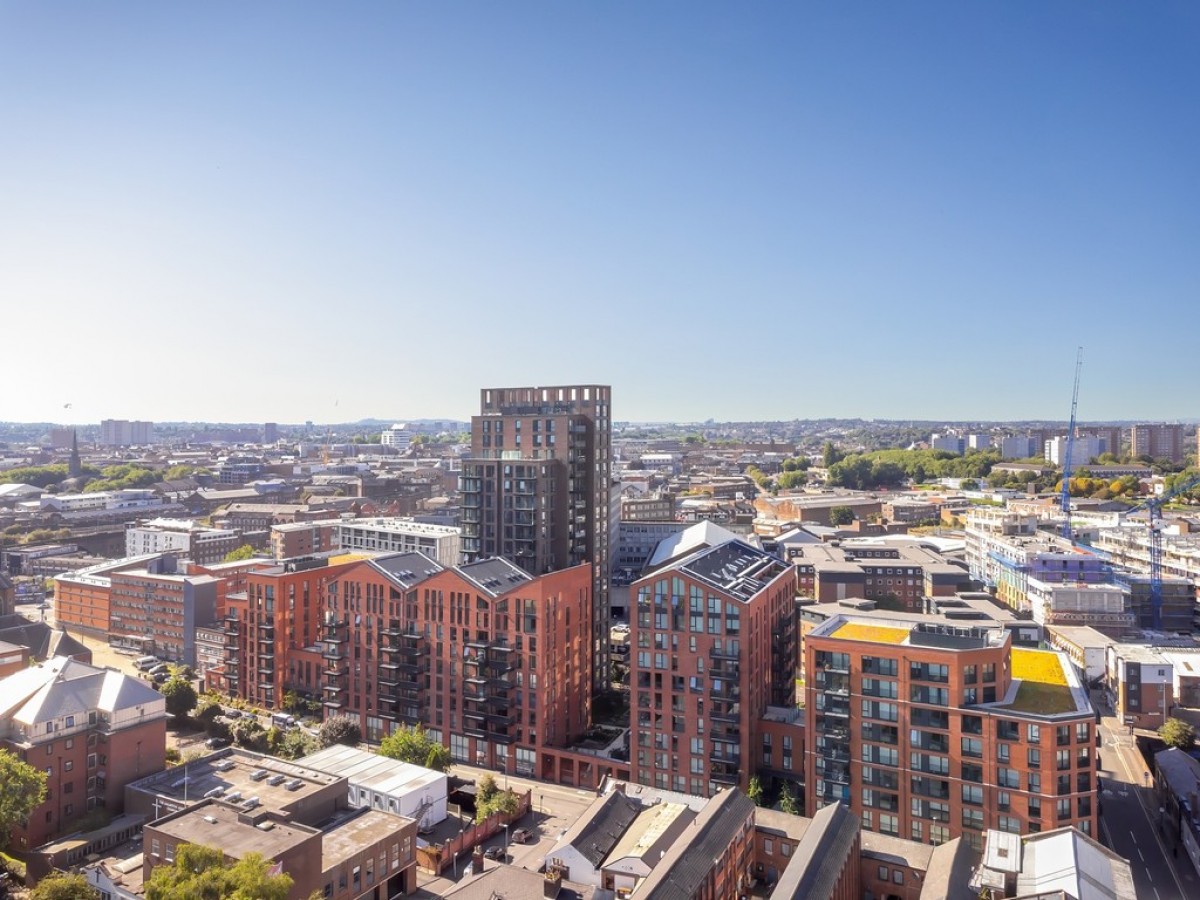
<box><xmin>1097</xmin><ymin>715</ymin><xmax>1195</xmax><ymax>900</ymax></box>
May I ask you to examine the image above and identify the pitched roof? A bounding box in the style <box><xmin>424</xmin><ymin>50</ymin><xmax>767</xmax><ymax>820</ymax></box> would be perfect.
<box><xmin>555</xmin><ymin>790</ymin><xmax>641</xmax><ymax>868</ymax></box>
<box><xmin>920</xmin><ymin>838</ymin><xmax>977</xmax><ymax>900</ymax></box>
<box><xmin>636</xmin><ymin>790</ymin><xmax>756</xmax><ymax>900</ymax></box>
<box><xmin>644</xmin><ymin>520</ymin><xmax>742</xmax><ymax>571</ymax></box>
<box><xmin>1010</xmin><ymin>827</ymin><xmax>1136</xmax><ymax>899</ymax></box>
<box><xmin>771</xmin><ymin>802</ymin><xmax>860</xmax><ymax>900</ymax></box>
<box><xmin>0</xmin><ymin>656</ymin><xmax>164</xmax><ymax>726</ymax></box>
<box><xmin>457</xmin><ymin>557</ymin><xmax>533</xmax><ymax>597</ymax></box>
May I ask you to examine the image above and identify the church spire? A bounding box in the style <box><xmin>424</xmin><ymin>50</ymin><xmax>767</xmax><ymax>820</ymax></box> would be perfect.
<box><xmin>68</xmin><ymin>429</ymin><xmax>82</xmax><ymax>478</ymax></box>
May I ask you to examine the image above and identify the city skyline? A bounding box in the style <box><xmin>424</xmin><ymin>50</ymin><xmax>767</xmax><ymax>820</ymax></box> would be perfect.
<box><xmin>2</xmin><ymin>4</ymin><xmax>1197</xmax><ymax>424</ymax></box>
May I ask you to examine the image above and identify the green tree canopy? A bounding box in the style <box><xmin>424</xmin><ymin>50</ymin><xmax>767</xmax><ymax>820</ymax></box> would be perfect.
<box><xmin>378</xmin><ymin>724</ymin><xmax>450</xmax><ymax>772</ymax></box>
<box><xmin>829</xmin><ymin>506</ymin><xmax>855</xmax><ymax>526</ymax></box>
<box><xmin>160</xmin><ymin>676</ymin><xmax>198</xmax><ymax>720</ymax></box>
<box><xmin>144</xmin><ymin>844</ymin><xmax>293</xmax><ymax>900</ymax></box>
<box><xmin>1159</xmin><ymin>717</ymin><xmax>1197</xmax><ymax>751</ymax></box>
<box><xmin>223</xmin><ymin>544</ymin><xmax>256</xmax><ymax>562</ymax></box>
<box><xmin>29</xmin><ymin>871</ymin><xmax>101</xmax><ymax>900</ymax></box>
<box><xmin>317</xmin><ymin>715</ymin><xmax>362</xmax><ymax>749</ymax></box>
<box><xmin>0</xmin><ymin>748</ymin><xmax>48</xmax><ymax>850</ymax></box>
<box><xmin>475</xmin><ymin>787</ymin><xmax>519</xmax><ymax>824</ymax></box>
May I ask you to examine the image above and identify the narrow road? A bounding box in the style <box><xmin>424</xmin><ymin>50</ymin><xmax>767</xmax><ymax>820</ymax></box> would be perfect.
<box><xmin>1097</xmin><ymin>718</ymin><xmax>1195</xmax><ymax>900</ymax></box>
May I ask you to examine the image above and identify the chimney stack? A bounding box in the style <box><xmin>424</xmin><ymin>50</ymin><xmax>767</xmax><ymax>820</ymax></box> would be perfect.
<box><xmin>543</xmin><ymin>868</ymin><xmax>564</xmax><ymax>898</ymax></box>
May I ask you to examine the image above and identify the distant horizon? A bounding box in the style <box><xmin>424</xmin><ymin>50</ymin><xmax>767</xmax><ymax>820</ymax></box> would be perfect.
<box><xmin>4</xmin><ymin>415</ymin><xmax>1199</xmax><ymax>431</ymax></box>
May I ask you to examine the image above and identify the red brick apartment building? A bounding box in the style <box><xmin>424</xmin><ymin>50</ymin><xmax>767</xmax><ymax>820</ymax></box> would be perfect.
<box><xmin>321</xmin><ymin>553</ymin><xmax>594</xmax><ymax>780</ymax></box>
<box><xmin>216</xmin><ymin>554</ymin><xmax>363</xmax><ymax>708</ymax></box>
<box><xmin>0</xmin><ymin>657</ymin><xmax>167</xmax><ymax>851</ymax></box>
<box><xmin>629</xmin><ymin>540</ymin><xmax>797</xmax><ymax>797</ymax></box>
<box><xmin>804</xmin><ymin>615</ymin><xmax>1098</xmax><ymax>851</ymax></box>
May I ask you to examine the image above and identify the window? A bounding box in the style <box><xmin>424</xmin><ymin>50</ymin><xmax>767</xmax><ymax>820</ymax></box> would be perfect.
<box><xmin>878</xmin><ymin>865</ymin><xmax>889</xmax><ymax>881</ymax></box>
<box><xmin>878</xmin><ymin>814</ymin><xmax>899</xmax><ymax>836</ymax></box>
<box><xmin>764</xmin><ymin>839</ymin><xmax>774</xmax><ymax>856</ymax></box>
<box><xmin>893</xmin><ymin>870</ymin><xmax>904</xmax><ymax>885</ymax></box>
<box><xmin>1027</xmin><ymin>724</ymin><xmax>1040</xmax><ymax>743</ymax></box>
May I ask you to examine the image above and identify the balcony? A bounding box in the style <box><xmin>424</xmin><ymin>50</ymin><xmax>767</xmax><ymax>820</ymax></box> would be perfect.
<box><xmin>710</xmin><ymin>727</ymin><xmax>741</xmax><ymax>745</ymax></box>
<box><xmin>710</xmin><ymin>760</ymin><xmax>740</xmax><ymax>785</ymax></box>
<box><xmin>709</xmin><ymin>646</ymin><xmax>739</xmax><ymax>662</ymax></box>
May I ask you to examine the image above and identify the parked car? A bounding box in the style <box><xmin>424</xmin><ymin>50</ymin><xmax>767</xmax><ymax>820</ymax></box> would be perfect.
<box><xmin>151</xmin><ymin>672</ymin><xmax>169</xmax><ymax>685</ymax></box>
<box><xmin>510</xmin><ymin>828</ymin><xmax>533</xmax><ymax>844</ymax></box>
<box><xmin>205</xmin><ymin>737</ymin><xmax>231</xmax><ymax>750</ymax></box>
<box><xmin>483</xmin><ymin>846</ymin><xmax>506</xmax><ymax>861</ymax></box>
<box><xmin>147</xmin><ymin>664</ymin><xmax>170</xmax><ymax>676</ymax></box>
<box><xmin>222</xmin><ymin>708</ymin><xmax>243</xmax><ymax>719</ymax></box>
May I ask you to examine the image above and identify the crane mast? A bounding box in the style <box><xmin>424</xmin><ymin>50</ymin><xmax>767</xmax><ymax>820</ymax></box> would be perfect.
<box><xmin>1059</xmin><ymin>347</ymin><xmax>1084</xmax><ymax>540</ymax></box>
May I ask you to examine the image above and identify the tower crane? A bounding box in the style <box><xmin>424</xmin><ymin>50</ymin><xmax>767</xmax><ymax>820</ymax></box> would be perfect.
<box><xmin>1123</xmin><ymin>473</ymin><xmax>1200</xmax><ymax>630</ymax></box>
<box><xmin>1059</xmin><ymin>347</ymin><xmax>1084</xmax><ymax>540</ymax></box>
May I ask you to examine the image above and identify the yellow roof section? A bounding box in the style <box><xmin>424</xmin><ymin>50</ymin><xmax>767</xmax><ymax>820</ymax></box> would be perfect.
<box><xmin>832</xmin><ymin>622</ymin><xmax>908</xmax><ymax>645</ymax></box>
<box><xmin>1006</xmin><ymin>648</ymin><xmax>1075</xmax><ymax>715</ymax></box>
<box><xmin>1011</xmin><ymin>648</ymin><xmax>1067</xmax><ymax>686</ymax></box>
<box><xmin>327</xmin><ymin>553</ymin><xmax>373</xmax><ymax>566</ymax></box>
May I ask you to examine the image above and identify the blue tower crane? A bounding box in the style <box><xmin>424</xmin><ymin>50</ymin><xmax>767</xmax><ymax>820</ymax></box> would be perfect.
<box><xmin>1124</xmin><ymin>473</ymin><xmax>1200</xmax><ymax>630</ymax></box>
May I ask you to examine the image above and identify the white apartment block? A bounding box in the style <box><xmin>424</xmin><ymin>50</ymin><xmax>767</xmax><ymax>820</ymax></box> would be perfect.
<box><xmin>334</xmin><ymin>517</ymin><xmax>461</xmax><ymax>566</ymax></box>
<box><xmin>125</xmin><ymin>518</ymin><xmax>240</xmax><ymax>565</ymax></box>
<box><xmin>1045</xmin><ymin>436</ymin><xmax>1105</xmax><ymax>468</ymax></box>
<box><xmin>380</xmin><ymin>424</ymin><xmax>412</xmax><ymax>451</ymax></box>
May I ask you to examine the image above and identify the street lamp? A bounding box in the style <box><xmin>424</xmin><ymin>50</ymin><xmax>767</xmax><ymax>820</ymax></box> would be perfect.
<box><xmin>504</xmin><ymin>823</ymin><xmax>509</xmax><ymax>858</ymax></box>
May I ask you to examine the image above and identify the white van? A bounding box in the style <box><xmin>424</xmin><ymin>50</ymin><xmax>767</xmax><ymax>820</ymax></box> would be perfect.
<box><xmin>134</xmin><ymin>656</ymin><xmax>159</xmax><ymax>672</ymax></box>
<box><xmin>270</xmin><ymin>713</ymin><xmax>296</xmax><ymax>729</ymax></box>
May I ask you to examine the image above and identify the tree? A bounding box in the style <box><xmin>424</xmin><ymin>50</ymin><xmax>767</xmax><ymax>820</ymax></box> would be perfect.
<box><xmin>223</xmin><ymin>544</ymin><xmax>256</xmax><ymax>562</ymax></box>
<box><xmin>477</xmin><ymin>773</ymin><xmax>498</xmax><ymax>805</ymax></box>
<box><xmin>318</xmin><ymin>715</ymin><xmax>362</xmax><ymax>748</ymax></box>
<box><xmin>778</xmin><ymin>782</ymin><xmax>800</xmax><ymax>815</ymax></box>
<box><xmin>1159</xmin><ymin>717</ymin><xmax>1197</xmax><ymax>751</ymax></box>
<box><xmin>30</xmin><ymin>871</ymin><xmax>101</xmax><ymax>900</ymax></box>
<box><xmin>829</xmin><ymin>506</ymin><xmax>854</xmax><ymax>526</ymax></box>
<box><xmin>476</xmin><ymin>787</ymin><xmax>519</xmax><ymax>824</ymax></box>
<box><xmin>747</xmin><ymin>775</ymin><xmax>764</xmax><ymax>806</ymax></box>
<box><xmin>271</xmin><ymin>728</ymin><xmax>317</xmax><ymax>760</ymax></box>
<box><xmin>160</xmin><ymin>676</ymin><xmax>198</xmax><ymax>720</ymax></box>
<box><xmin>0</xmin><ymin>748</ymin><xmax>48</xmax><ymax>850</ymax></box>
<box><xmin>821</xmin><ymin>442</ymin><xmax>844</xmax><ymax>467</ymax></box>
<box><xmin>378</xmin><ymin>724</ymin><xmax>451</xmax><ymax>772</ymax></box>
<box><xmin>145</xmin><ymin>844</ymin><xmax>292</xmax><ymax>900</ymax></box>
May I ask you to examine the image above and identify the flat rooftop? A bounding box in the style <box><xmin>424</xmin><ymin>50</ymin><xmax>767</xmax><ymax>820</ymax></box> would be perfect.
<box><xmin>129</xmin><ymin>748</ymin><xmax>340</xmax><ymax>809</ymax></box>
<box><xmin>338</xmin><ymin>517</ymin><xmax>460</xmax><ymax>536</ymax></box>
<box><xmin>298</xmin><ymin>745</ymin><xmax>446</xmax><ymax>796</ymax></box>
<box><xmin>321</xmin><ymin>808</ymin><xmax>411</xmax><ymax>871</ymax></box>
<box><xmin>152</xmin><ymin>800</ymin><xmax>316</xmax><ymax>858</ymax></box>
<box><xmin>813</xmin><ymin>614</ymin><xmax>1009</xmax><ymax>651</ymax></box>
<box><xmin>997</xmin><ymin>648</ymin><xmax>1091</xmax><ymax>717</ymax></box>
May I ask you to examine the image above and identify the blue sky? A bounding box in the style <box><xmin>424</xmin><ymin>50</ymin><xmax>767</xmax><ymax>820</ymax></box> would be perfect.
<box><xmin>2</xmin><ymin>3</ymin><xmax>1197</xmax><ymax>424</ymax></box>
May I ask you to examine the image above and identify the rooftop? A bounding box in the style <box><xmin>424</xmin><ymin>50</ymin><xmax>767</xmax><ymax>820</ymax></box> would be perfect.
<box><xmin>669</xmin><ymin>539</ymin><xmax>791</xmax><ymax>602</ymax></box>
<box><xmin>150</xmin><ymin>800</ymin><xmax>317</xmax><ymax>860</ymax></box>
<box><xmin>127</xmin><ymin>747</ymin><xmax>340</xmax><ymax>810</ymax></box>
<box><xmin>297</xmin><ymin>745</ymin><xmax>446</xmax><ymax>797</ymax></box>
<box><xmin>811</xmin><ymin>614</ymin><xmax>1009</xmax><ymax>651</ymax></box>
<box><xmin>999</xmin><ymin>649</ymin><xmax>1088</xmax><ymax>717</ymax></box>
<box><xmin>337</xmin><ymin>517</ymin><xmax>460</xmax><ymax>536</ymax></box>
<box><xmin>321</xmin><ymin>807</ymin><xmax>412</xmax><ymax>871</ymax></box>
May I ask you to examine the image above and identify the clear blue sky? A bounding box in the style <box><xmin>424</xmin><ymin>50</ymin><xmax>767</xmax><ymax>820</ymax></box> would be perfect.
<box><xmin>2</xmin><ymin>3</ymin><xmax>1197</xmax><ymax>425</ymax></box>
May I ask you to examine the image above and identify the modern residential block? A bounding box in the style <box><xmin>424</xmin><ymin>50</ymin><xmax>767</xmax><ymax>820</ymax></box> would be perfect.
<box><xmin>629</xmin><ymin>539</ymin><xmax>797</xmax><ymax>797</ymax></box>
<box><xmin>804</xmin><ymin>615</ymin><xmax>1098</xmax><ymax>851</ymax></box>
<box><xmin>461</xmin><ymin>385</ymin><xmax>612</xmax><ymax>691</ymax></box>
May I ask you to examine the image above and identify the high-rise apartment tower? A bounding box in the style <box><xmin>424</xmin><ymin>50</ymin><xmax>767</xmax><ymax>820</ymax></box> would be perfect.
<box><xmin>461</xmin><ymin>385</ymin><xmax>612</xmax><ymax>691</ymax></box>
